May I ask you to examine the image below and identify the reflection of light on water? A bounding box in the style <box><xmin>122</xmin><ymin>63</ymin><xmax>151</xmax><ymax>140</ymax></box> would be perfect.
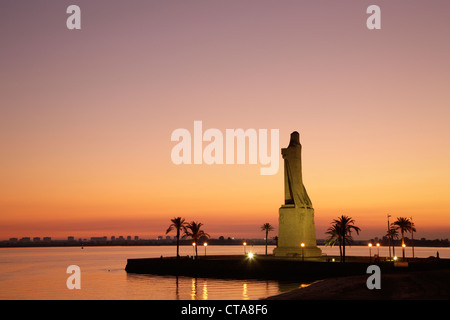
<box><xmin>175</xmin><ymin>276</ymin><xmax>180</xmax><ymax>300</ymax></box>
<box><xmin>175</xmin><ymin>275</ymin><xmax>304</xmax><ymax>300</ymax></box>
<box><xmin>242</xmin><ymin>283</ymin><xmax>248</xmax><ymax>300</ymax></box>
<box><xmin>299</xmin><ymin>284</ymin><xmax>310</xmax><ymax>289</ymax></box>
<box><xmin>4</xmin><ymin>245</ymin><xmax>449</xmax><ymax>299</ymax></box>
<box><xmin>202</xmin><ymin>280</ymin><xmax>208</xmax><ymax>300</ymax></box>
<box><xmin>191</xmin><ymin>278</ymin><xmax>197</xmax><ymax>300</ymax></box>
<box><xmin>190</xmin><ymin>278</ymin><xmax>208</xmax><ymax>300</ymax></box>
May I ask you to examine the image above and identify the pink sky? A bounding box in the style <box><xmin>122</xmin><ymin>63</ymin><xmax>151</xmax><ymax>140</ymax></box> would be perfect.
<box><xmin>1</xmin><ymin>1</ymin><xmax>450</xmax><ymax>240</ymax></box>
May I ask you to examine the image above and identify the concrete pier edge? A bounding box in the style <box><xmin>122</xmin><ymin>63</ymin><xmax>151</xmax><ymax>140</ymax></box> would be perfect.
<box><xmin>125</xmin><ymin>254</ymin><xmax>450</xmax><ymax>282</ymax></box>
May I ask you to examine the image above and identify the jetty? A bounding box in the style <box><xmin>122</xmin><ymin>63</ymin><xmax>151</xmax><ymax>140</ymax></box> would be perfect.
<box><xmin>125</xmin><ymin>254</ymin><xmax>450</xmax><ymax>282</ymax></box>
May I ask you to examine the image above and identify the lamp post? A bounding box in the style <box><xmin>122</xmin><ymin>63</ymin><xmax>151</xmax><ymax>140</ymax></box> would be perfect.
<box><xmin>376</xmin><ymin>243</ymin><xmax>380</xmax><ymax>257</ymax></box>
<box><xmin>410</xmin><ymin>216</ymin><xmax>415</xmax><ymax>258</ymax></box>
<box><xmin>368</xmin><ymin>243</ymin><xmax>372</xmax><ymax>262</ymax></box>
<box><xmin>402</xmin><ymin>243</ymin><xmax>406</xmax><ymax>261</ymax></box>
<box><xmin>300</xmin><ymin>243</ymin><xmax>305</xmax><ymax>262</ymax></box>
<box><xmin>203</xmin><ymin>242</ymin><xmax>208</xmax><ymax>257</ymax></box>
<box><xmin>387</xmin><ymin>214</ymin><xmax>392</xmax><ymax>259</ymax></box>
<box><xmin>243</xmin><ymin>242</ymin><xmax>247</xmax><ymax>254</ymax></box>
<box><xmin>192</xmin><ymin>242</ymin><xmax>196</xmax><ymax>259</ymax></box>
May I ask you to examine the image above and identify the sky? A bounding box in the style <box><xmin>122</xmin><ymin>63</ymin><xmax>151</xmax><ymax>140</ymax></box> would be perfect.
<box><xmin>1</xmin><ymin>1</ymin><xmax>450</xmax><ymax>241</ymax></box>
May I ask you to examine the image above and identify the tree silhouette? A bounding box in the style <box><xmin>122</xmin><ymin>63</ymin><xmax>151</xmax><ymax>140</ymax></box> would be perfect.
<box><xmin>261</xmin><ymin>223</ymin><xmax>275</xmax><ymax>255</ymax></box>
<box><xmin>166</xmin><ymin>217</ymin><xmax>187</xmax><ymax>259</ymax></box>
<box><xmin>329</xmin><ymin>215</ymin><xmax>361</xmax><ymax>263</ymax></box>
<box><xmin>184</xmin><ymin>221</ymin><xmax>210</xmax><ymax>258</ymax></box>
<box><xmin>386</xmin><ymin>226</ymin><xmax>399</xmax><ymax>257</ymax></box>
<box><xmin>392</xmin><ymin>217</ymin><xmax>416</xmax><ymax>259</ymax></box>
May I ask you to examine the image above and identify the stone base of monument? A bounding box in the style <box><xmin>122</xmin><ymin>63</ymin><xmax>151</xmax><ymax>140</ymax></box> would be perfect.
<box><xmin>273</xmin><ymin>246</ymin><xmax>322</xmax><ymax>257</ymax></box>
<box><xmin>273</xmin><ymin>205</ymin><xmax>322</xmax><ymax>257</ymax></box>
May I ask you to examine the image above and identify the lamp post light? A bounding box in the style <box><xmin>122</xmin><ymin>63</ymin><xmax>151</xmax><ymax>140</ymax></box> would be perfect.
<box><xmin>192</xmin><ymin>242</ymin><xmax>196</xmax><ymax>259</ymax></box>
<box><xmin>203</xmin><ymin>242</ymin><xmax>208</xmax><ymax>257</ymax></box>
<box><xmin>300</xmin><ymin>243</ymin><xmax>305</xmax><ymax>262</ymax></box>
<box><xmin>402</xmin><ymin>243</ymin><xmax>406</xmax><ymax>261</ymax></box>
<box><xmin>410</xmin><ymin>216</ymin><xmax>415</xmax><ymax>258</ymax></box>
<box><xmin>243</xmin><ymin>242</ymin><xmax>247</xmax><ymax>254</ymax></box>
<box><xmin>387</xmin><ymin>214</ymin><xmax>392</xmax><ymax>259</ymax></box>
<box><xmin>368</xmin><ymin>243</ymin><xmax>372</xmax><ymax>262</ymax></box>
<box><xmin>376</xmin><ymin>243</ymin><xmax>380</xmax><ymax>257</ymax></box>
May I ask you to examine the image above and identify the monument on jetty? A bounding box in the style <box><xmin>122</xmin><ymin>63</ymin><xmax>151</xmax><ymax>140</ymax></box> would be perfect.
<box><xmin>273</xmin><ymin>131</ymin><xmax>322</xmax><ymax>257</ymax></box>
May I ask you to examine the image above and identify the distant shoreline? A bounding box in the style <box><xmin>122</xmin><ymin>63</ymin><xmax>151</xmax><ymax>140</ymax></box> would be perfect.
<box><xmin>0</xmin><ymin>238</ymin><xmax>275</xmax><ymax>248</ymax></box>
<box><xmin>1</xmin><ymin>238</ymin><xmax>449</xmax><ymax>249</ymax></box>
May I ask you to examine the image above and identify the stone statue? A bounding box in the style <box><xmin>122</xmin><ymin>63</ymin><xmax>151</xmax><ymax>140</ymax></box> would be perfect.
<box><xmin>282</xmin><ymin>131</ymin><xmax>312</xmax><ymax>209</ymax></box>
<box><xmin>274</xmin><ymin>131</ymin><xmax>321</xmax><ymax>257</ymax></box>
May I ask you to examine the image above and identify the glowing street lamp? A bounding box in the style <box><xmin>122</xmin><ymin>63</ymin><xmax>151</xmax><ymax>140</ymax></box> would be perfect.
<box><xmin>402</xmin><ymin>243</ymin><xmax>406</xmax><ymax>260</ymax></box>
<box><xmin>243</xmin><ymin>242</ymin><xmax>247</xmax><ymax>254</ymax></box>
<box><xmin>192</xmin><ymin>242</ymin><xmax>196</xmax><ymax>259</ymax></box>
<box><xmin>376</xmin><ymin>243</ymin><xmax>380</xmax><ymax>257</ymax></box>
<box><xmin>410</xmin><ymin>216</ymin><xmax>415</xmax><ymax>258</ymax></box>
<box><xmin>203</xmin><ymin>242</ymin><xmax>208</xmax><ymax>257</ymax></box>
<box><xmin>387</xmin><ymin>214</ymin><xmax>392</xmax><ymax>258</ymax></box>
<box><xmin>368</xmin><ymin>243</ymin><xmax>373</xmax><ymax>262</ymax></box>
<box><xmin>300</xmin><ymin>243</ymin><xmax>305</xmax><ymax>261</ymax></box>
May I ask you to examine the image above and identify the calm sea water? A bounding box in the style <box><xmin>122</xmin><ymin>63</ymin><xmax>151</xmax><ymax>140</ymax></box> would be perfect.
<box><xmin>0</xmin><ymin>245</ymin><xmax>447</xmax><ymax>300</ymax></box>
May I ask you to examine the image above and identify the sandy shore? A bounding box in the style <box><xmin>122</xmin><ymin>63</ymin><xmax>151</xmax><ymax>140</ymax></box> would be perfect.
<box><xmin>266</xmin><ymin>268</ymin><xmax>450</xmax><ymax>300</ymax></box>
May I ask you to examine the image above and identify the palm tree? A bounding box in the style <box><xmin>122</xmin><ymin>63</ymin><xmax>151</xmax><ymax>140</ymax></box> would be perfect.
<box><xmin>166</xmin><ymin>217</ymin><xmax>188</xmax><ymax>259</ymax></box>
<box><xmin>325</xmin><ymin>224</ymin><xmax>343</xmax><ymax>260</ymax></box>
<box><xmin>261</xmin><ymin>223</ymin><xmax>274</xmax><ymax>255</ymax></box>
<box><xmin>184</xmin><ymin>221</ymin><xmax>210</xmax><ymax>258</ymax></box>
<box><xmin>331</xmin><ymin>215</ymin><xmax>361</xmax><ymax>263</ymax></box>
<box><xmin>392</xmin><ymin>217</ymin><xmax>416</xmax><ymax>259</ymax></box>
<box><xmin>386</xmin><ymin>226</ymin><xmax>399</xmax><ymax>258</ymax></box>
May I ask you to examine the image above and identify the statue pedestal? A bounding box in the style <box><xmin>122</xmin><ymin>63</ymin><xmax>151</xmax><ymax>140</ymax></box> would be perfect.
<box><xmin>273</xmin><ymin>205</ymin><xmax>322</xmax><ymax>257</ymax></box>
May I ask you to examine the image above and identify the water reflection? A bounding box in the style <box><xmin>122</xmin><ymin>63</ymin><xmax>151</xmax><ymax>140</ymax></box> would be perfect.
<box><xmin>278</xmin><ymin>281</ymin><xmax>311</xmax><ymax>293</ymax></box>
<box><xmin>243</xmin><ymin>283</ymin><xmax>249</xmax><ymax>300</ymax></box>
<box><xmin>189</xmin><ymin>278</ymin><xmax>210</xmax><ymax>300</ymax></box>
<box><xmin>190</xmin><ymin>278</ymin><xmax>197</xmax><ymax>300</ymax></box>
<box><xmin>3</xmin><ymin>245</ymin><xmax>448</xmax><ymax>299</ymax></box>
<box><xmin>126</xmin><ymin>273</ymin><xmax>300</xmax><ymax>300</ymax></box>
<box><xmin>175</xmin><ymin>276</ymin><xmax>179</xmax><ymax>300</ymax></box>
<box><xmin>202</xmin><ymin>280</ymin><xmax>208</xmax><ymax>300</ymax></box>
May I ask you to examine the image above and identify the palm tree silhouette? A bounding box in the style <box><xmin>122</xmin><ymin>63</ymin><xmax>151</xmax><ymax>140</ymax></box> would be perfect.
<box><xmin>166</xmin><ymin>217</ymin><xmax>187</xmax><ymax>259</ymax></box>
<box><xmin>330</xmin><ymin>215</ymin><xmax>361</xmax><ymax>263</ymax></box>
<box><xmin>261</xmin><ymin>223</ymin><xmax>274</xmax><ymax>255</ymax></box>
<box><xmin>184</xmin><ymin>221</ymin><xmax>210</xmax><ymax>258</ymax></box>
<box><xmin>386</xmin><ymin>226</ymin><xmax>399</xmax><ymax>257</ymax></box>
<box><xmin>392</xmin><ymin>217</ymin><xmax>416</xmax><ymax>259</ymax></box>
<box><xmin>325</xmin><ymin>223</ymin><xmax>343</xmax><ymax>260</ymax></box>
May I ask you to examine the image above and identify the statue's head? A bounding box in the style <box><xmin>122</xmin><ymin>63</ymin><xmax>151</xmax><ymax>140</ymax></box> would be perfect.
<box><xmin>288</xmin><ymin>131</ymin><xmax>300</xmax><ymax>147</ymax></box>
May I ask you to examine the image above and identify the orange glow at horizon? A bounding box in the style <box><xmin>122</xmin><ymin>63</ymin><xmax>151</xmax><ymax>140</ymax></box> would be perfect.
<box><xmin>1</xmin><ymin>1</ymin><xmax>450</xmax><ymax>241</ymax></box>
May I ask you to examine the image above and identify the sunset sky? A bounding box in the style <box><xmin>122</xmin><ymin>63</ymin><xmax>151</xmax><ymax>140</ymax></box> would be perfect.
<box><xmin>1</xmin><ymin>1</ymin><xmax>449</xmax><ymax>241</ymax></box>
